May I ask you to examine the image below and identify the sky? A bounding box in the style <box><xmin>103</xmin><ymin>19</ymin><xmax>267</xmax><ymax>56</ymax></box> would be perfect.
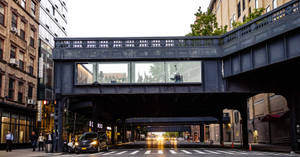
<box><xmin>67</xmin><ymin>0</ymin><xmax>210</xmax><ymax>37</ymax></box>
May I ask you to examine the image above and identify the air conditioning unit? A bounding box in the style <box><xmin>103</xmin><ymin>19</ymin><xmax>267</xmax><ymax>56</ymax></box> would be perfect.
<box><xmin>11</xmin><ymin>27</ymin><xmax>18</xmax><ymax>34</ymax></box>
<box><xmin>28</xmin><ymin>99</ymin><xmax>35</xmax><ymax>105</ymax></box>
<box><xmin>9</xmin><ymin>58</ymin><xmax>18</xmax><ymax>66</ymax></box>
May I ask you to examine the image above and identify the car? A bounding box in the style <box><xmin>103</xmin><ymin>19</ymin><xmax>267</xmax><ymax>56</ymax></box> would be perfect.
<box><xmin>75</xmin><ymin>132</ymin><xmax>108</xmax><ymax>154</ymax></box>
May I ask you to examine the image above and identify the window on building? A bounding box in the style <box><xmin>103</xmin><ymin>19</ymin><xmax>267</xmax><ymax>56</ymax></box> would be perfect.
<box><xmin>29</xmin><ymin>57</ymin><xmax>34</xmax><ymax>75</ymax></box>
<box><xmin>11</xmin><ymin>13</ymin><xmax>17</xmax><ymax>28</ymax></box>
<box><xmin>255</xmin><ymin>0</ymin><xmax>259</xmax><ymax>9</ymax></box>
<box><xmin>10</xmin><ymin>46</ymin><xmax>16</xmax><ymax>59</ymax></box>
<box><xmin>52</xmin><ymin>6</ymin><xmax>55</xmax><ymax>16</ymax></box>
<box><xmin>0</xmin><ymin>39</ymin><xmax>3</xmax><ymax>59</ymax></box>
<box><xmin>31</xmin><ymin>1</ymin><xmax>36</xmax><ymax>17</ymax></box>
<box><xmin>266</xmin><ymin>6</ymin><xmax>270</xmax><ymax>12</ymax></box>
<box><xmin>242</xmin><ymin>0</ymin><xmax>246</xmax><ymax>10</ymax></box>
<box><xmin>234</xmin><ymin>111</ymin><xmax>240</xmax><ymax>123</ymax></box>
<box><xmin>273</xmin><ymin>0</ymin><xmax>277</xmax><ymax>9</ymax></box>
<box><xmin>237</xmin><ymin>2</ymin><xmax>241</xmax><ymax>17</ymax></box>
<box><xmin>19</xmin><ymin>51</ymin><xmax>24</xmax><ymax>70</ymax></box>
<box><xmin>0</xmin><ymin>74</ymin><xmax>2</xmax><ymax>96</ymax></box>
<box><xmin>8</xmin><ymin>78</ymin><xmax>15</xmax><ymax>100</ymax></box>
<box><xmin>20</xmin><ymin>21</ymin><xmax>25</xmax><ymax>40</ymax></box>
<box><xmin>18</xmin><ymin>82</ymin><xmax>24</xmax><ymax>103</ymax></box>
<box><xmin>21</xmin><ymin>0</ymin><xmax>26</xmax><ymax>8</ymax></box>
<box><xmin>0</xmin><ymin>3</ymin><xmax>5</xmax><ymax>26</ymax></box>
<box><xmin>28</xmin><ymin>85</ymin><xmax>33</xmax><ymax>99</ymax></box>
<box><xmin>30</xmin><ymin>29</ymin><xmax>35</xmax><ymax>47</ymax></box>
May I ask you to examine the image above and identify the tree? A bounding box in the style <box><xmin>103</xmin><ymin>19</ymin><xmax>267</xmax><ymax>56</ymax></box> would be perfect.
<box><xmin>232</xmin><ymin>8</ymin><xmax>265</xmax><ymax>28</ymax></box>
<box><xmin>187</xmin><ymin>7</ymin><xmax>227</xmax><ymax>36</ymax></box>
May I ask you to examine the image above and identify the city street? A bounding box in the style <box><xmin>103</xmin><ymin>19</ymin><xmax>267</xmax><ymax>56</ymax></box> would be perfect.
<box><xmin>1</xmin><ymin>148</ymin><xmax>299</xmax><ymax>157</ymax></box>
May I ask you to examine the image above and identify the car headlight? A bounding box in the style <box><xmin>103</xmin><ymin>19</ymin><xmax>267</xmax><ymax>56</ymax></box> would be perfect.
<box><xmin>91</xmin><ymin>141</ymin><xmax>97</xmax><ymax>145</ymax></box>
<box><xmin>75</xmin><ymin>142</ymin><xmax>79</xmax><ymax>146</ymax></box>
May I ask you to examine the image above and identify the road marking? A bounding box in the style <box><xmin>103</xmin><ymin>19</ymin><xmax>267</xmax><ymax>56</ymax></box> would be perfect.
<box><xmin>181</xmin><ymin>150</ymin><xmax>192</xmax><ymax>154</ymax></box>
<box><xmin>158</xmin><ymin>150</ymin><xmax>163</xmax><ymax>154</ymax></box>
<box><xmin>170</xmin><ymin>150</ymin><xmax>177</xmax><ymax>154</ymax></box>
<box><xmin>229</xmin><ymin>151</ymin><xmax>248</xmax><ymax>155</ymax></box>
<box><xmin>204</xmin><ymin>150</ymin><xmax>221</xmax><ymax>154</ymax></box>
<box><xmin>103</xmin><ymin>151</ymin><xmax>116</xmax><ymax>155</ymax></box>
<box><xmin>145</xmin><ymin>150</ymin><xmax>151</xmax><ymax>154</ymax></box>
<box><xmin>90</xmin><ymin>152</ymin><xmax>104</xmax><ymax>156</ymax></box>
<box><xmin>116</xmin><ymin>151</ymin><xmax>127</xmax><ymax>154</ymax></box>
<box><xmin>217</xmin><ymin>150</ymin><xmax>234</xmax><ymax>154</ymax></box>
<box><xmin>130</xmin><ymin>150</ymin><xmax>139</xmax><ymax>154</ymax></box>
<box><xmin>193</xmin><ymin>150</ymin><xmax>207</xmax><ymax>154</ymax></box>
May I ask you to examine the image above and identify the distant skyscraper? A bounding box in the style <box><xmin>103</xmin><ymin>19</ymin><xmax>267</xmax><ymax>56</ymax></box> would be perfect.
<box><xmin>38</xmin><ymin>0</ymin><xmax>68</xmax><ymax>133</ymax></box>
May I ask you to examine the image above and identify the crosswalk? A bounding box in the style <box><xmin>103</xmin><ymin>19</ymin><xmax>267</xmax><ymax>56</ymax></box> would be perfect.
<box><xmin>59</xmin><ymin>149</ymin><xmax>299</xmax><ymax>156</ymax></box>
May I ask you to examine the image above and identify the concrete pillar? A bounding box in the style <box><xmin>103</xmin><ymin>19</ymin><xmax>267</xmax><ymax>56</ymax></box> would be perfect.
<box><xmin>200</xmin><ymin>124</ymin><xmax>205</xmax><ymax>143</ymax></box>
<box><xmin>241</xmin><ymin>102</ymin><xmax>249</xmax><ymax>149</ymax></box>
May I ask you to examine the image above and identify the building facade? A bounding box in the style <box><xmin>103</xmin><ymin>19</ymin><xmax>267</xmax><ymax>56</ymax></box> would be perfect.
<box><xmin>207</xmin><ymin>0</ymin><xmax>291</xmax><ymax>145</ymax></box>
<box><xmin>0</xmin><ymin>0</ymin><xmax>40</xmax><ymax>148</ymax></box>
<box><xmin>37</xmin><ymin>0</ymin><xmax>67</xmax><ymax>133</ymax></box>
<box><xmin>209</xmin><ymin>0</ymin><xmax>291</xmax><ymax>30</ymax></box>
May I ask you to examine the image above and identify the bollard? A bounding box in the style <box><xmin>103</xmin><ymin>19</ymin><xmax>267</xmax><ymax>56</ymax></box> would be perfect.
<box><xmin>249</xmin><ymin>144</ymin><xmax>252</xmax><ymax>151</ymax></box>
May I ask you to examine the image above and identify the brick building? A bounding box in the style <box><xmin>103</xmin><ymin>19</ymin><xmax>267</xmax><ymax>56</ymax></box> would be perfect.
<box><xmin>206</xmin><ymin>0</ymin><xmax>291</xmax><ymax>145</ymax></box>
<box><xmin>0</xmin><ymin>0</ymin><xmax>40</xmax><ymax>148</ymax></box>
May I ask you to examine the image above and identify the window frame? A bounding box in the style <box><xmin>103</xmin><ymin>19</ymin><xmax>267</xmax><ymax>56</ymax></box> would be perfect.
<box><xmin>30</xmin><ymin>1</ymin><xmax>36</xmax><ymax>17</ymax></box>
<box><xmin>11</xmin><ymin>12</ymin><xmax>18</xmax><ymax>29</ymax></box>
<box><xmin>8</xmin><ymin>78</ymin><xmax>15</xmax><ymax>100</ymax></box>
<box><xmin>0</xmin><ymin>3</ymin><xmax>5</xmax><ymax>26</ymax></box>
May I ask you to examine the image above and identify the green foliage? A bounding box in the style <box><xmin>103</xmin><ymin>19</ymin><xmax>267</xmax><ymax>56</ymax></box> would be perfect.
<box><xmin>232</xmin><ymin>8</ymin><xmax>265</xmax><ymax>28</ymax></box>
<box><xmin>187</xmin><ymin>7</ymin><xmax>227</xmax><ymax>36</ymax></box>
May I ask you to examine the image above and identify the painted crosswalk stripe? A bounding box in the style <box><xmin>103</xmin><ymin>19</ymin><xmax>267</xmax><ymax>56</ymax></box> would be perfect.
<box><xmin>158</xmin><ymin>150</ymin><xmax>163</xmax><ymax>154</ymax></box>
<box><xmin>217</xmin><ymin>150</ymin><xmax>234</xmax><ymax>154</ymax></box>
<box><xmin>181</xmin><ymin>150</ymin><xmax>192</xmax><ymax>154</ymax></box>
<box><xmin>145</xmin><ymin>150</ymin><xmax>151</xmax><ymax>154</ymax></box>
<box><xmin>170</xmin><ymin>150</ymin><xmax>177</xmax><ymax>154</ymax></box>
<box><xmin>130</xmin><ymin>150</ymin><xmax>139</xmax><ymax>154</ymax></box>
<box><xmin>229</xmin><ymin>151</ymin><xmax>248</xmax><ymax>155</ymax></box>
<box><xmin>193</xmin><ymin>150</ymin><xmax>207</xmax><ymax>154</ymax></box>
<box><xmin>116</xmin><ymin>151</ymin><xmax>127</xmax><ymax>155</ymax></box>
<box><xmin>90</xmin><ymin>152</ymin><xmax>104</xmax><ymax>156</ymax></box>
<box><xmin>204</xmin><ymin>150</ymin><xmax>221</xmax><ymax>154</ymax></box>
<box><xmin>103</xmin><ymin>151</ymin><xmax>116</xmax><ymax>155</ymax></box>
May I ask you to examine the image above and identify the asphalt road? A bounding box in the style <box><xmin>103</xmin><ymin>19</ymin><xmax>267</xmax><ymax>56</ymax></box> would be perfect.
<box><xmin>59</xmin><ymin>148</ymin><xmax>299</xmax><ymax>157</ymax></box>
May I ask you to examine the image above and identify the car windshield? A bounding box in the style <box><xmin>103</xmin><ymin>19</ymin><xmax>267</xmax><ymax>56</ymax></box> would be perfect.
<box><xmin>79</xmin><ymin>133</ymin><xmax>97</xmax><ymax>141</ymax></box>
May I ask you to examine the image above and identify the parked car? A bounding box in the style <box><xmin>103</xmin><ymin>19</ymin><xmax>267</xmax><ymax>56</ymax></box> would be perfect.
<box><xmin>75</xmin><ymin>132</ymin><xmax>108</xmax><ymax>153</ymax></box>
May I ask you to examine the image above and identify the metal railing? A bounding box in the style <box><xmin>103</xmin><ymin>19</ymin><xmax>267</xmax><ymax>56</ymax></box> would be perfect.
<box><xmin>55</xmin><ymin>0</ymin><xmax>300</xmax><ymax>49</ymax></box>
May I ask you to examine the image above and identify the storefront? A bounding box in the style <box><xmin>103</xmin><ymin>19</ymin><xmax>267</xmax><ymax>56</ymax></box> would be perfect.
<box><xmin>0</xmin><ymin>104</ymin><xmax>36</xmax><ymax>149</ymax></box>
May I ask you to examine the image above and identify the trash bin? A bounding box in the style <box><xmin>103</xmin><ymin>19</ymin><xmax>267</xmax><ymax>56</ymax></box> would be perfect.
<box><xmin>45</xmin><ymin>143</ymin><xmax>52</xmax><ymax>153</ymax></box>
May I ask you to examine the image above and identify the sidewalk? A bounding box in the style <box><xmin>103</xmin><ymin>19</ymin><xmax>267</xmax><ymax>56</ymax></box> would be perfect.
<box><xmin>218</xmin><ymin>142</ymin><xmax>293</xmax><ymax>153</ymax></box>
<box><xmin>0</xmin><ymin>149</ymin><xmax>63</xmax><ymax>157</ymax></box>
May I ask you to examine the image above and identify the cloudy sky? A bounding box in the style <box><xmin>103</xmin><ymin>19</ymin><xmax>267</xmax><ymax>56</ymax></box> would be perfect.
<box><xmin>67</xmin><ymin>0</ymin><xmax>210</xmax><ymax>37</ymax></box>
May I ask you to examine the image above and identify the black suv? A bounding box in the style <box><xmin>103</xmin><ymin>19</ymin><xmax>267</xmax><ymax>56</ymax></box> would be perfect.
<box><xmin>75</xmin><ymin>132</ymin><xmax>108</xmax><ymax>153</ymax></box>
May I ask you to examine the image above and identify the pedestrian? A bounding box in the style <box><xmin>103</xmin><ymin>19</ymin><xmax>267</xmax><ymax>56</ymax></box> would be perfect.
<box><xmin>38</xmin><ymin>133</ymin><xmax>45</xmax><ymax>151</ymax></box>
<box><xmin>46</xmin><ymin>132</ymin><xmax>53</xmax><ymax>153</ymax></box>
<box><xmin>5</xmin><ymin>130</ymin><xmax>14</xmax><ymax>152</ymax></box>
<box><xmin>30</xmin><ymin>131</ymin><xmax>38</xmax><ymax>151</ymax></box>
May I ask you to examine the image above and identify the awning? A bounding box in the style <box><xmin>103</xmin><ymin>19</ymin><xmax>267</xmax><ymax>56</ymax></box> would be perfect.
<box><xmin>261</xmin><ymin>112</ymin><xmax>289</xmax><ymax>122</ymax></box>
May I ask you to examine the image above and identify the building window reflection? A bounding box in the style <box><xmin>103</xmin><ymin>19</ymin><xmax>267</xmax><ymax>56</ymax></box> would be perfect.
<box><xmin>76</xmin><ymin>61</ymin><xmax>202</xmax><ymax>85</ymax></box>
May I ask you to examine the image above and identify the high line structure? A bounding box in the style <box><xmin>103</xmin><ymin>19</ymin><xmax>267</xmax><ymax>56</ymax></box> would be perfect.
<box><xmin>53</xmin><ymin>0</ymin><xmax>300</xmax><ymax>152</ymax></box>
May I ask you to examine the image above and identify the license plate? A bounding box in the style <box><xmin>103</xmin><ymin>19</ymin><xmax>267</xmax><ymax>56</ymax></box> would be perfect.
<box><xmin>81</xmin><ymin>147</ymin><xmax>87</xmax><ymax>150</ymax></box>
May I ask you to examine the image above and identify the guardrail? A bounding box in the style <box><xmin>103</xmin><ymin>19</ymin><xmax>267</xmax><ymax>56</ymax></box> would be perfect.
<box><xmin>55</xmin><ymin>0</ymin><xmax>300</xmax><ymax>49</ymax></box>
<box><xmin>222</xmin><ymin>0</ymin><xmax>299</xmax><ymax>43</ymax></box>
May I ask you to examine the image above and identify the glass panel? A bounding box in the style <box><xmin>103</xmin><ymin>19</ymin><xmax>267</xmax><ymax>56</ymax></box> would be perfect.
<box><xmin>1</xmin><ymin>123</ymin><xmax>9</xmax><ymax>143</ymax></box>
<box><xmin>77</xmin><ymin>63</ymin><xmax>96</xmax><ymax>84</ymax></box>
<box><xmin>133</xmin><ymin>62</ymin><xmax>165</xmax><ymax>83</ymax></box>
<box><xmin>19</xmin><ymin>125</ymin><xmax>25</xmax><ymax>143</ymax></box>
<box><xmin>98</xmin><ymin>63</ymin><xmax>129</xmax><ymax>83</ymax></box>
<box><xmin>11</xmin><ymin>124</ymin><xmax>18</xmax><ymax>143</ymax></box>
<box><xmin>166</xmin><ymin>61</ymin><xmax>202</xmax><ymax>83</ymax></box>
<box><xmin>25</xmin><ymin>125</ymin><xmax>29</xmax><ymax>142</ymax></box>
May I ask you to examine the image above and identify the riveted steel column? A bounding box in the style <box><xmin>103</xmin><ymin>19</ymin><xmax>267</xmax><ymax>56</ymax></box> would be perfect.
<box><xmin>241</xmin><ymin>101</ymin><xmax>249</xmax><ymax>149</ymax></box>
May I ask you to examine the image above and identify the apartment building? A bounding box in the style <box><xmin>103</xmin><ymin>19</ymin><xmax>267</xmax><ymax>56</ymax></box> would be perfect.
<box><xmin>0</xmin><ymin>0</ymin><xmax>40</xmax><ymax>148</ymax></box>
<box><xmin>37</xmin><ymin>0</ymin><xmax>67</xmax><ymax>133</ymax></box>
